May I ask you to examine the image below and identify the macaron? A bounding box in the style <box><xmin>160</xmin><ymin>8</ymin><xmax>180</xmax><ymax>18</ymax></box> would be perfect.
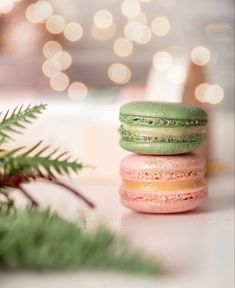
<box><xmin>120</xmin><ymin>153</ymin><xmax>208</xmax><ymax>213</ymax></box>
<box><xmin>119</xmin><ymin>101</ymin><xmax>207</xmax><ymax>155</ymax></box>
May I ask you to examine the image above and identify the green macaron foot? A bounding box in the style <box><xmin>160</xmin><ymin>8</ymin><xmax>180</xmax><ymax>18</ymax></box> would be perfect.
<box><xmin>120</xmin><ymin>140</ymin><xmax>204</xmax><ymax>155</ymax></box>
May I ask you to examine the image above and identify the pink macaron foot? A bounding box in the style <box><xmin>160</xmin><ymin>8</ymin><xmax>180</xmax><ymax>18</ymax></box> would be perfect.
<box><xmin>120</xmin><ymin>187</ymin><xmax>208</xmax><ymax>214</ymax></box>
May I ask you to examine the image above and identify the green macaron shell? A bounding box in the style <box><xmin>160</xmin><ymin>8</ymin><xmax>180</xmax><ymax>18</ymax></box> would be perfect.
<box><xmin>120</xmin><ymin>140</ymin><xmax>203</xmax><ymax>155</ymax></box>
<box><xmin>120</xmin><ymin>101</ymin><xmax>207</xmax><ymax>127</ymax></box>
<box><xmin>119</xmin><ymin>101</ymin><xmax>207</xmax><ymax>154</ymax></box>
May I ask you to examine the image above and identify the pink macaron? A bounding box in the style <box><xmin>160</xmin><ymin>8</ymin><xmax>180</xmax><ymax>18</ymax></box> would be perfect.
<box><xmin>119</xmin><ymin>153</ymin><xmax>208</xmax><ymax>213</ymax></box>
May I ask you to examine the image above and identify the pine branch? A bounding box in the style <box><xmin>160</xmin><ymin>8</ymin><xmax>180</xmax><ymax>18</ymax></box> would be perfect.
<box><xmin>0</xmin><ymin>175</ymin><xmax>95</xmax><ymax>209</ymax></box>
<box><xmin>17</xmin><ymin>185</ymin><xmax>39</xmax><ymax>207</ymax></box>
<box><xmin>0</xmin><ymin>104</ymin><xmax>93</xmax><ymax>211</ymax></box>
<box><xmin>0</xmin><ymin>210</ymin><xmax>162</xmax><ymax>274</ymax></box>
<box><xmin>0</xmin><ymin>142</ymin><xmax>83</xmax><ymax>177</ymax></box>
<box><xmin>0</xmin><ymin>104</ymin><xmax>47</xmax><ymax>144</ymax></box>
<box><xmin>40</xmin><ymin>176</ymin><xmax>95</xmax><ymax>208</ymax></box>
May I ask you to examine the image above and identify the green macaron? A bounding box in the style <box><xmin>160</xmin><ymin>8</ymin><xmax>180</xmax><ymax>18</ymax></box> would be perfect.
<box><xmin>119</xmin><ymin>101</ymin><xmax>208</xmax><ymax>155</ymax></box>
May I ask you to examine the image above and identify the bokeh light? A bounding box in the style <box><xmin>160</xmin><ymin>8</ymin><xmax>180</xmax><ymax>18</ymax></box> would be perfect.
<box><xmin>124</xmin><ymin>22</ymin><xmax>143</xmax><ymax>41</ymax></box>
<box><xmin>195</xmin><ymin>83</ymin><xmax>210</xmax><ymax>102</ymax></box>
<box><xmin>191</xmin><ymin>46</ymin><xmax>211</xmax><ymax>66</ymax></box>
<box><xmin>153</xmin><ymin>51</ymin><xmax>172</xmax><ymax>71</ymax></box>
<box><xmin>135</xmin><ymin>25</ymin><xmax>151</xmax><ymax>44</ymax></box>
<box><xmin>124</xmin><ymin>22</ymin><xmax>152</xmax><ymax>44</ymax></box>
<box><xmin>151</xmin><ymin>17</ymin><xmax>170</xmax><ymax>36</ymax></box>
<box><xmin>113</xmin><ymin>38</ymin><xmax>133</xmax><ymax>57</ymax></box>
<box><xmin>64</xmin><ymin>22</ymin><xmax>83</xmax><ymax>41</ymax></box>
<box><xmin>121</xmin><ymin>0</ymin><xmax>141</xmax><ymax>18</ymax></box>
<box><xmin>204</xmin><ymin>85</ymin><xmax>224</xmax><ymax>104</ymax></box>
<box><xmin>91</xmin><ymin>23</ymin><xmax>116</xmax><ymax>41</ymax></box>
<box><xmin>52</xmin><ymin>51</ymin><xmax>72</xmax><ymax>70</ymax></box>
<box><xmin>42</xmin><ymin>59</ymin><xmax>60</xmax><ymax>78</ymax></box>
<box><xmin>50</xmin><ymin>72</ymin><xmax>69</xmax><ymax>91</ymax></box>
<box><xmin>68</xmin><ymin>82</ymin><xmax>88</xmax><ymax>100</ymax></box>
<box><xmin>25</xmin><ymin>1</ymin><xmax>53</xmax><ymax>23</ymax></box>
<box><xmin>108</xmin><ymin>63</ymin><xmax>131</xmax><ymax>84</ymax></box>
<box><xmin>33</xmin><ymin>1</ymin><xmax>53</xmax><ymax>22</ymax></box>
<box><xmin>0</xmin><ymin>0</ymin><xmax>14</xmax><ymax>14</ymax></box>
<box><xmin>167</xmin><ymin>65</ymin><xmax>186</xmax><ymax>84</ymax></box>
<box><xmin>93</xmin><ymin>10</ymin><xmax>113</xmax><ymax>29</ymax></box>
<box><xmin>195</xmin><ymin>83</ymin><xmax>224</xmax><ymax>104</ymax></box>
<box><xmin>25</xmin><ymin>4</ymin><xmax>37</xmax><ymax>23</ymax></box>
<box><xmin>43</xmin><ymin>41</ymin><xmax>62</xmax><ymax>59</ymax></box>
<box><xmin>46</xmin><ymin>15</ymin><xmax>65</xmax><ymax>34</ymax></box>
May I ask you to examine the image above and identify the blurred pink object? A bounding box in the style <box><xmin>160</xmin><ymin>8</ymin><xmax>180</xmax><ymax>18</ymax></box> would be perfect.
<box><xmin>182</xmin><ymin>62</ymin><xmax>211</xmax><ymax>163</ymax></box>
<box><xmin>0</xmin><ymin>1</ymin><xmax>47</xmax><ymax>55</ymax></box>
<box><xmin>118</xmin><ymin>85</ymin><xmax>145</xmax><ymax>104</ymax></box>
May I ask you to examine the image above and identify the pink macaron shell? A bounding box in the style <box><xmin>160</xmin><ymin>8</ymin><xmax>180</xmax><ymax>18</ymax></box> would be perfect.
<box><xmin>120</xmin><ymin>186</ymin><xmax>208</xmax><ymax>214</ymax></box>
<box><xmin>120</xmin><ymin>153</ymin><xmax>206</xmax><ymax>182</ymax></box>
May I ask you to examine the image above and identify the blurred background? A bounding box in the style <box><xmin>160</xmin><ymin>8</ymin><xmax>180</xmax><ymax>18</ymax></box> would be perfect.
<box><xmin>1</xmin><ymin>3</ymin><xmax>234</xmax><ymax>286</ymax></box>
<box><xmin>0</xmin><ymin>0</ymin><xmax>234</xmax><ymax>181</ymax></box>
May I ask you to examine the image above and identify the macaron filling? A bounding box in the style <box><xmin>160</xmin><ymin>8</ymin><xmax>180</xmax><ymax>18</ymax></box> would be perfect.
<box><xmin>122</xmin><ymin>123</ymin><xmax>206</xmax><ymax>137</ymax></box>
<box><xmin>120</xmin><ymin>126</ymin><xmax>206</xmax><ymax>144</ymax></box>
<box><xmin>120</xmin><ymin>114</ymin><xmax>207</xmax><ymax>128</ymax></box>
<box><xmin>122</xmin><ymin>178</ymin><xmax>206</xmax><ymax>193</ymax></box>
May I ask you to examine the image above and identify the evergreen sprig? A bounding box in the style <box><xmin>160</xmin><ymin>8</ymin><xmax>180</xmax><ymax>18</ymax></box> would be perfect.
<box><xmin>0</xmin><ymin>209</ymin><xmax>162</xmax><ymax>275</ymax></box>
<box><xmin>0</xmin><ymin>104</ymin><xmax>94</xmax><ymax>210</ymax></box>
<box><xmin>0</xmin><ymin>141</ymin><xmax>83</xmax><ymax>177</ymax></box>
<box><xmin>0</xmin><ymin>105</ymin><xmax>163</xmax><ymax>274</ymax></box>
<box><xmin>0</xmin><ymin>104</ymin><xmax>47</xmax><ymax>145</ymax></box>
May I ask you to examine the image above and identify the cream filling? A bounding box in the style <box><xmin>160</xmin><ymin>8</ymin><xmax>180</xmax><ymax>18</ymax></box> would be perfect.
<box><xmin>122</xmin><ymin>178</ymin><xmax>206</xmax><ymax>193</ymax></box>
<box><xmin>122</xmin><ymin>123</ymin><xmax>206</xmax><ymax>137</ymax></box>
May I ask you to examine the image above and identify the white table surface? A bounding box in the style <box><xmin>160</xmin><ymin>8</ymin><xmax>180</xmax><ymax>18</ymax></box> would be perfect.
<box><xmin>0</xmin><ymin>99</ymin><xmax>234</xmax><ymax>288</ymax></box>
<box><xmin>0</xmin><ymin>174</ymin><xmax>234</xmax><ymax>288</ymax></box>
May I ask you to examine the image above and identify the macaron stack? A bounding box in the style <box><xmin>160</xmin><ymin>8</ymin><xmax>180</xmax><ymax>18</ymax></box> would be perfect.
<box><xmin>119</xmin><ymin>101</ymin><xmax>208</xmax><ymax>213</ymax></box>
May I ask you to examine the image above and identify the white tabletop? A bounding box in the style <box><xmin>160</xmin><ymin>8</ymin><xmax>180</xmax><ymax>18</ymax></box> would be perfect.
<box><xmin>0</xmin><ymin>99</ymin><xmax>234</xmax><ymax>287</ymax></box>
<box><xmin>1</xmin><ymin>173</ymin><xmax>234</xmax><ymax>288</ymax></box>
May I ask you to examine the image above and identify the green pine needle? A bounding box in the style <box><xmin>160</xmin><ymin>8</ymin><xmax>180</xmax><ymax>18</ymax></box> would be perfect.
<box><xmin>0</xmin><ymin>142</ymin><xmax>83</xmax><ymax>178</ymax></box>
<box><xmin>0</xmin><ymin>104</ymin><xmax>47</xmax><ymax>145</ymax></box>
<box><xmin>0</xmin><ymin>104</ymin><xmax>88</xmax><ymax>210</ymax></box>
<box><xmin>0</xmin><ymin>210</ymin><xmax>162</xmax><ymax>275</ymax></box>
